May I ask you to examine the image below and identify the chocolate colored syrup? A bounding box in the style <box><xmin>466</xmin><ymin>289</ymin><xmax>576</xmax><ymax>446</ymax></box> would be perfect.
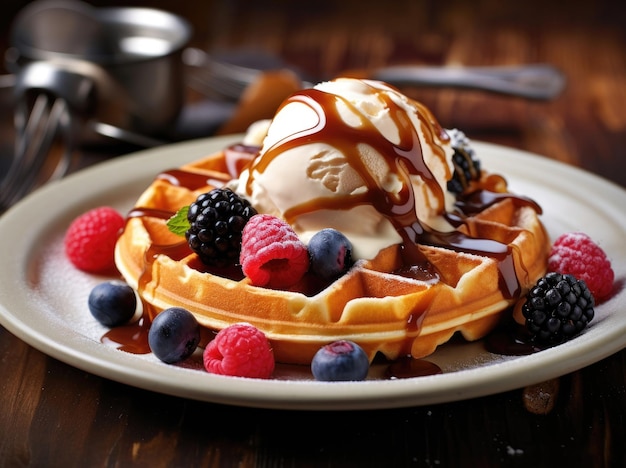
<box><xmin>107</xmin><ymin>83</ymin><xmax>547</xmax><ymax>368</ymax></box>
<box><xmin>241</xmin><ymin>84</ymin><xmax>541</xmax><ymax>304</ymax></box>
<box><xmin>101</xmin><ymin>316</ymin><xmax>151</xmax><ymax>354</ymax></box>
<box><xmin>246</xmin><ymin>88</ymin><xmax>448</xmax><ymax>267</ymax></box>
<box><xmin>224</xmin><ymin>144</ymin><xmax>259</xmax><ymax>177</ymax></box>
<box><xmin>484</xmin><ymin>320</ymin><xmax>544</xmax><ymax>356</ymax></box>
<box><xmin>102</xmin><ymin>208</ymin><xmax>191</xmax><ymax>354</ymax></box>
<box><xmin>126</xmin><ymin>207</ymin><xmax>175</xmax><ymax>221</ymax></box>
<box><xmin>394</xmin><ymin>261</ymin><xmax>439</xmax><ymax>282</ymax></box>
<box><xmin>154</xmin><ymin>144</ymin><xmax>258</xmax><ymax>191</ymax></box>
<box><xmin>254</xmin><ymin>90</ymin><xmax>518</xmax><ymax>291</ymax></box>
<box><xmin>157</xmin><ymin>169</ymin><xmax>218</xmax><ymax>190</ymax></box>
<box><xmin>385</xmin><ymin>356</ymin><xmax>443</xmax><ymax>379</ymax></box>
<box><xmin>455</xmin><ymin>189</ymin><xmax>543</xmax><ymax>216</ymax></box>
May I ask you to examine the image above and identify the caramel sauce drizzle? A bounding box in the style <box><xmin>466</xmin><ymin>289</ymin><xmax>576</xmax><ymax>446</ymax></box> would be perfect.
<box><xmin>239</xmin><ymin>84</ymin><xmax>538</xmax><ymax>299</ymax></box>
<box><xmin>111</xmin><ymin>83</ymin><xmax>544</xmax><ymax>356</ymax></box>
<box><xmin>157</xmin><ymin>170</ymin><xmax>212</xmax><ymax>190</ymax></box>
<box><xmin>244</xmin><ymin>88</ymin><xmax>452</xmax><ymax>266</ymax></box>
<box><xmin>129</xmin><ymin>84</ymin><xmax>543</xmax><ymax>302</ymax></box>
<box><xmin>103</xmin><ymin>207</ymin><xmax>188</xmax><ymax>354</ymax></box>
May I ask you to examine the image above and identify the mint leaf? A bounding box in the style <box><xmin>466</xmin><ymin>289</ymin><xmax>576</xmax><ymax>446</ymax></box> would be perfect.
<box><xmin>166</xmin><ymin>206</ymin><xmax>190</xmax><ymax>236</ymax></box>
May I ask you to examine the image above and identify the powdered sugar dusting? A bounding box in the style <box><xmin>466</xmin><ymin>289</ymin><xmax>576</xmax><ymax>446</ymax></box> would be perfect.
<box><xmin>29</xmin><ymin>232</ymin><xmax>112</xmax><ymax>342</ymax></box>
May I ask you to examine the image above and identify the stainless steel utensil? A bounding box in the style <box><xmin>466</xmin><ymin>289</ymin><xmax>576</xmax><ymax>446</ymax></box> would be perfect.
<box><xmin>0</xmin><ymin>94</ymin><xmax>74</xmax><ymax>211</ymax></box>
<box><xmin>185</xmin><ymin>47</ymin><xmax>566</xmax><ymax>101</ymax></box>
<box><xmin>372</xmin><ymin>64</ymin><xmax>566</xmax><ymax>100</ymax></box>
<box><xmin>7</xmin><ymin>0</ymin><xmax>192</xmax><ymax>137</ymax></box>
<box><xmin>0</xmin><ymin>0</ymin><xmax>192</xmax><ymax>212</ymax></box>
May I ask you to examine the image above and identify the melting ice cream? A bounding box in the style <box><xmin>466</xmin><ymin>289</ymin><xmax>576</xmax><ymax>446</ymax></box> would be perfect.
<box><xmin>234</xmin><ymin>78</ymin><xmax>458</xmax><ymax>260</ymax></box>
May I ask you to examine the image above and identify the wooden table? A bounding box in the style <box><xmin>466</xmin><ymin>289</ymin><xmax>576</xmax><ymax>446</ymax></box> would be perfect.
<box><xmin>1</xmin><ymin>1</ymin><xmax>625</xmax><ymax>466</ymax></box>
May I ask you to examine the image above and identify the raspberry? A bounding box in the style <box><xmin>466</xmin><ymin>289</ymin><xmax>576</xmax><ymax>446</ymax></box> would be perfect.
<box><xmin>446</xmin><ymin>128</ymin><xmax>481</xmax><ymax>194</ymax></box>
<box><xmin>65</xmin><ymin>207</ymin><xmax>124</xmax><ymax>273</ymax></box>
<box><xmin>548</xmin><ymin>232</ymin><xmax>614</xmax><ymax>300</ymax></box>
<box><xmin>203</xmin><ymin>323</ymin><xmax>274</xmax><ymax>378</ymax></box>
<box><xmin>240</xmin><ymin>214</ymin><xmax>309</xmax><ymax>288</ymax></box>
<box><xmin>185</xmin><ymin>188</ymin><xmax>257</xmax><ymax>267</ymax></box>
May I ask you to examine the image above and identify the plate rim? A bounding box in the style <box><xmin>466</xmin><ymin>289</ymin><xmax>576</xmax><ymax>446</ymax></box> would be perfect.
<box><xmin>0</xmin><ymin>136</ymin><xmax>625</xmax><ymax>410</ymax></box>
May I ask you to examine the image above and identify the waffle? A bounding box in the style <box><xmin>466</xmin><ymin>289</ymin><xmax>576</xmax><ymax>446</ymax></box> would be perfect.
<box><xmin>115</xmin><ymin>147</ymin><xmax>550</xmax><ymax>365</ymax></box>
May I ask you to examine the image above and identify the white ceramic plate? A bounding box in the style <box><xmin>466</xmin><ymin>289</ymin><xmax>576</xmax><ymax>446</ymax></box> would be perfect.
<box><xmin>0</xmin><ymin>135</ymin><xmax>624</xmax><ymax>410</ymax></box>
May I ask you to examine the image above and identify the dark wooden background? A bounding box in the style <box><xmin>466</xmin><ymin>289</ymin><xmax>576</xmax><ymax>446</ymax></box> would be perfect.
<box><xmin>1</xmin><ymin>0</ymin><xmax>625</xmax><ymax>466</ymax></box>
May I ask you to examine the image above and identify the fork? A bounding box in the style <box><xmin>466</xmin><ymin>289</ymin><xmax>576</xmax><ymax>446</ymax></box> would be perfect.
<box><xmin>183</xmin><ymin>47</ymin><xmax>287</xmax><ymax>100</ymax></box>
<box><xmin>0</xmin><ymin>93</ymin><xmax>75</xmax><ymax>213</ymax></box>
<box><xmin>184</xmin><ymin>47</ymin><xmax>565</xmax><ymax>101</ymax></box>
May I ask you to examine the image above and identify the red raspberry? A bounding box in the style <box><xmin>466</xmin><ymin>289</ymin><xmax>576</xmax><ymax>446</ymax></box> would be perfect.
<box><xmin>548</xmin><ymin>232</ymin><xmax>614</xmax><ymax>300</ymax></box>
<box><xmin>64</xmin><ymin>207</ymin><xmax>125</xmax><ymax>273</ymax></box>
<box><xmin>203</xmin><ymin>323</ymin><xmax>275</xmax><ymax>379</ymax></box>
<box><xmin>240</xmin><ymin>214</ymin><xmax>309</xmax><ymax>288</ymax></box>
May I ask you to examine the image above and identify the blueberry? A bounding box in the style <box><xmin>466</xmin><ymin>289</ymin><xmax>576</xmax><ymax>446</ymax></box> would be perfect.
<box><xmin>311</xmin><ymin>340</ymin><xmax>369</xmax><ymax>381</ymax></box>
<box><xmin>88</xmin><ymin>280</ymin><xmax>137</xmax><ymax>327</ymax></box>
<box><xmin>148</xmin><ymin>307</ymin><xmax>200</xmax><ymax>363</ymax></box>
<box><xmin>308</xmin><ymin>229</ymin><xmax>353</xmax><ymax>280</ymax></box>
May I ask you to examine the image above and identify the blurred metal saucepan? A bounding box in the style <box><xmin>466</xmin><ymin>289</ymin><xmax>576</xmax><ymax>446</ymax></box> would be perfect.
<box><xmin>6</xmin><ymin>0</ymin><xmax>192</xmax><ymax>141</ymax></box>
<box><xmin>0</xmin><ymin>0</ymin><xmax>192</xmax><ymax>210</ymax></box>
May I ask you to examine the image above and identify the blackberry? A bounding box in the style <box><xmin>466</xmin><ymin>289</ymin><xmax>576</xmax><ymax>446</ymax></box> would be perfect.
<box><xmin>186</xmin><ymin>188</ymin><xmax>257</xmax><ymax>267</ymax></box>
<box><xmin>446</xmin><ymin>128</ymin><xmax>481</xmax><ymax>194</ymax></box>
<box><xmin>522</xmin><ymin>272</ymin><xmax>595</xmax><ymax>345</ymax></box>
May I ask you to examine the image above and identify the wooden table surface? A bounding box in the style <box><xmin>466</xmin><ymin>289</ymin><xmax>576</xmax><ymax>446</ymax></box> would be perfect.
<box><xmin>1</xmin><ymin>0</ymin><xmax>625</xmax><ymax>466</ymax></box>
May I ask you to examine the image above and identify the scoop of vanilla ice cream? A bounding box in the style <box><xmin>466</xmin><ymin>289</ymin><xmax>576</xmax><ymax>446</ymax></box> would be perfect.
<box><xmin>235</xmin><ymin>78</ymin><xmax>456</xmax><ymax>260</ymax></box>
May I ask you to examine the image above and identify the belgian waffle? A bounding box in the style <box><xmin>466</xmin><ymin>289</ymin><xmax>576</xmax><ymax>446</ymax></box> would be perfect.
<box><xmin>115</xmin><ymin>147</ymin><xmax>549</xmax><ymax>364</ymax></box>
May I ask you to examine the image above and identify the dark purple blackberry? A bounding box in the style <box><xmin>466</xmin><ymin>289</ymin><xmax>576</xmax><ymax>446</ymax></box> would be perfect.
<box><xmin>186</xmin><ymin>188</ymin><xmax>257</xmax><ymax>267</ymax></box>
<box><xmin>522</xmin><ymin>272</ymin><xmax>595</xmax><ymax>345</ymax></box>
<box><xmin>446</xmin><ymin>128</ymin><xmax>481</xmax><ymax>194</ymax></box>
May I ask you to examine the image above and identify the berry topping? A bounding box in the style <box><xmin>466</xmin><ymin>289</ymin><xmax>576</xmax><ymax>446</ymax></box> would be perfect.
<box><xmin>548</xmin><ymin>232</ymin><xmax>614</xmax><ymax>300</ymax></box>
<box><xmin>148</xmin><ymin>307</ymin><xmax>201</xmax><ymax>364</ymax></box>
<box><xmin>446</xmin><ymin>128</ymin><xmax>481</xmax><ymax>194</ymax></box>
<box><xmin>88</xmin><ymin>280</ymin><xmax>137</xmax><ymax>327</ymax></box>
<box><xmin>173</xmin><ymin>188</ymin><xmax>257</xmax><ymax>267</ymax></box>
<box><xmin>240</xmin><ymin>214</ymin><xmax>309</xmax><ymax>288</ymax></box>
<box><xmin>308</xmin><ymin>228</ymin><xmax>354</xmax><ymax>281</ymax></box>
<box><xmin>64</xmin><ymin>206</ymin><xmax>124</xmax><ymax>272</ymax></box>
<box><xmin>522</xmin><ymin>272</ymin><xmax>595</xmax><ymax>345</ymax></box>
<box><xmin>203</xmin><ymin>323</ymin><xmax>275</xmax><ymax>379</ymax></box>
<box><xmin>311</xmin><ymin>340</ymin><xmax>370</xmax><ymax>381</ymax></box>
